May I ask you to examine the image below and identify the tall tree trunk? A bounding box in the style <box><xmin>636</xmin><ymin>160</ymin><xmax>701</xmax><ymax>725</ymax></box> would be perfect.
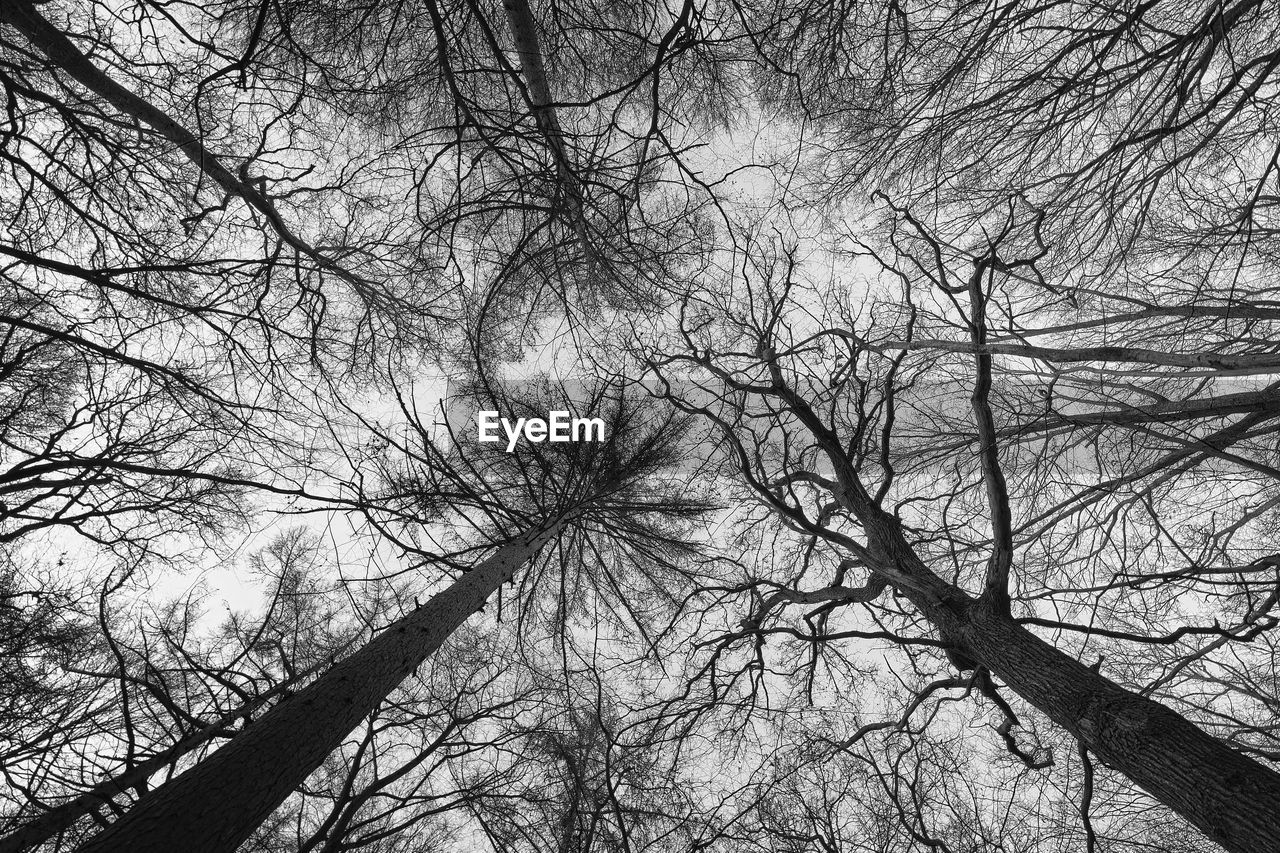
<box><xmin>501</xmin><ymin>0</ymin><xmax>592</xmax><ymax>261</ymax></box>
<box><xmin>0</xmin><ymin>659</ymin><xmax>322</xmax><ymax>853</ymax></box>
<box><xmin>72</xmin><ymin>528</ymin><xmax>555</xmax><ymax>853</ymax></box>
<box><xmin>860</xmin><ymin>510</ymin><xmax>1280</xmax><ymax>853</ymax></box>
<box><xmin>952</xmin><ymin>603</ymin><xmax>1280</xmax><ymax>853</ymax></box>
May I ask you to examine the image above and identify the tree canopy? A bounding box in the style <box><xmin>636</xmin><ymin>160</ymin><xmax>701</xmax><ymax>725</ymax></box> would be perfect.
<box><xmin>5</xmin><ymin>1</ymin><xmax>1280</xmax><ymax>851</ymax></box>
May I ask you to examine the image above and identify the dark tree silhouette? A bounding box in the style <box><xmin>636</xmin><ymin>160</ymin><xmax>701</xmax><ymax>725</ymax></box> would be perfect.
<box><xmin>67</xmin><ymin>386</ymin><xmax>708</xmax><ymax>853</ymax></box>
<box><xmin>640</xmin><ymin>220</ymin><xmax>1280</xmax><ymax>852</ymax></box>
<box><xmin>11</xmin><ymin>0</ymin><xmax>1280</xmax><ymax>851</ymax></box>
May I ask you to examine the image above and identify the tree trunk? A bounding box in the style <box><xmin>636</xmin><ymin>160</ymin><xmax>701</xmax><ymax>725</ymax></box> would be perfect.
<box><xmin>951</xmin><ymin>603</ymin><xmax>1280</xmax><ymax>853</ymax></box>
<box><xmin>849</xmin><ymin>483</ymin><xmax>1280</xmax><ymax>852</ymax></box>
<box><xmin>0</xmin><ymin>659</ymin><xmax>321</xmax><ymax>853</ymax></box>
<box><xmin>501</xmin><ymin>0</ymin><xmax>592</xmax><ymax>260</ymax></box>
<box><xmin>72</xmin><ymin>528</ymin><xmax>554</xmax><ymax>853</ymax></box>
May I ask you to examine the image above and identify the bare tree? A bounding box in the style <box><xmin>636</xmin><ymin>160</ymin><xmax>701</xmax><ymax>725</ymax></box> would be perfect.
<box><xmin>637</xmin><ymin>220</ymin><xmax>1280</xmax><ymax>851</ymax></box>
<box><xmin>12</xmin><ymin>1</ymin><xmax>1280</xmax><ymax>852</ymax></box>
<box><xmin>62</xmin><ymin>384</ymin><xmax>706</xmax><ymax>853</ymax></box>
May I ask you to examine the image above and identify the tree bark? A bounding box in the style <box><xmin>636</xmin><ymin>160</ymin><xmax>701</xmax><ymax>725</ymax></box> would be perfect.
<box><xmin>501</xmin><ymin>0</ymin><xmax>592</xmax><ymax>259</ymax></box>
<box><xmin>862</xmin><ymin>510</ymin><xmax>1280</xmax><ymax>853</ymax></box>
<box><xmin>951</xmin><ymin>604</ymin><xmax>1280</xmax><ymax>853</ymax></box>
<box><xmin>71</xmin><ymin>528</ymin><xmax>554</xmax><ymax>853</ymax></box>
<box><xmin>0</xmin><ymin>659</ymin><xmax>322</xmax><ymax>853</ymax></box>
